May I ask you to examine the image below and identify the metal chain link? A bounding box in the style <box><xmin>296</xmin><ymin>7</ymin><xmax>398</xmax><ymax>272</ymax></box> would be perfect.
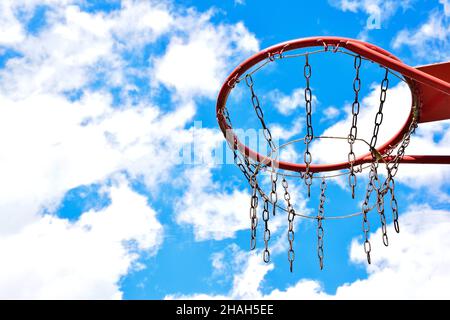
<box><xmin>369</xmin><ymin>68</ymin><xmax>389</xmax><ymax>151</ymax></box>
<box><xmin>347</xmin><ymin>55</ymin><xmax>361</xmax><ymax>199</ymax></box>
<box><xmin>380</xmin><ymin>88</ymin><xmax>420</xmax><ymax>235</ymax></box>
<box><xmin>223</xmin><ymin>52</ymin><xmax>422</xmax><ymax>270</ymax></box>
<box><xmin>387</xmin><ymin>177</ymin><xmax>400</xmax><ymax>233</ymax></box>
<box><xmin>317</xmin><ymin>177</ymin><xmax>326</xmax><ymax>270</ymax></box>
<box><xmin>262</xmin><ymin>199</ymin><xmax>271</xmax><ymax>263</ymax></box>
<box><xmin>365</xmin><ymin>68</ymin><xmax>390</xmax><ymax>248</ymax></box>
<box><xmin>375</xmin><ymin>171</ymin><xmax>389</xmax><ymax>247</ymax></box>
<box><xmin>222</xmin><ymin>107</ymin><xmax>255</xmax><ymax>184</ymax></box>
<box><xmin>222</xmin><ymin>105</ymin><xmax>267</xmax><ymax>256</ymax></box>
<box><xmin>245</xmin><ymin>74</ymin><xmax>276</xmax><ymax>151</ymax></box>
<box><xmin>282</xmin><ymin>177</ymin><xmax>296</xmax><ymax>272</ymax></box>
<box><xmin>366</xmin><ymin>154</ymin><xmax>390</xmax><ymax>247</ymax></box>
<box><xmin>245</xmin><ymin>73</ymin><xmax>280</xmax><ymax>262</ymax></box>
<box><xmin>270</xmin><ymin>163</ymin><xmax>278</xmax><ymax>216</ymax></box>
<box><xmin>303</xmin><ymin>54</ymin><xmax>314</xmax><ymax>197</ymax></box>
<box><xmin>386</xmin><ymin>85</ymin><xmax>420</xmax><ymax>178</ymax></box>
<box><xmin>361</xmin><ymin>162</ymin><xmax>375</xmax><ymax>264</ymax></box>
<box><xmin>249</xmin><ymin>173</ymin><xmax>259</xmax><ymax>250</ymax></box>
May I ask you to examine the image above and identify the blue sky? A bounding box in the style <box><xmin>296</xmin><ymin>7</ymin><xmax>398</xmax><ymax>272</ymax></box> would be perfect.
<box><xmin>0</xmin><ymin>0</ymin><xmax>449</xmax><ymax>299</ymax></box>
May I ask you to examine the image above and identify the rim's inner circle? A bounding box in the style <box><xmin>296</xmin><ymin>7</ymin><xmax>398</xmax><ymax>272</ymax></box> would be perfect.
<box><xmin>216</xmin><ymin>37</ymin><xmax>416</xmax><ymax>173</ymax></box>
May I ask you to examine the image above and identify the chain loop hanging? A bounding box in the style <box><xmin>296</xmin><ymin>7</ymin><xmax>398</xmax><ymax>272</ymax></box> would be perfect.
<box><xmin>347</xmin><ymin>55</ymin><xmax>362</xmax><ymax>198</ymax></box>
<box><xmin>282</xmin><ymin>177</ymin><xmax>296</xmax><ymax>272</ymax></box>
<box><xmin>221</xmin><ymin>45</ymin><xmax>424</xmax><ymax>271</ymax></box>
<box><xmin>245</xmin><ymin>74</ymin><xmax>280</xmax><ymax>258</ymax></box>
<box><xmin>223</xmin><ymin>107</ymin><xmax>255</xmax><ymax>183</ymax></box>
<box><xmin>303</xmin><ymin>54</ymin><xmax>314</xmax><ymax>197</ymax></box>
<box><xmin>317</xmin><ymin>178</ymin><xmax>326</xmax><ymax>270</ymax></box>
<box><xmin>387</xmin><ymin>176</ymin><xmax>400</xmax><ymax>233</ymax></box>
<box><xmin>361</xmin><ymin>162</ymin><xmax>375</xmax><ymax>264</ymax></box>
<box><xmin>262</xmin><ymin>199</ymin><xmax>271</xmax><ymax>262</ymax></box>
<box><xmin>375</xmin><ymin>174</ymin><xmax>389</xmax><ymax>247</ymax></box>
<box><xmin>245</xmin><ymin>74</ymin><xmax>276</xmax><ymax>151</ymax></box>
<box><xmin>249</xmin><ymin>173</ymin><xmax>259</xmax><ymax>250</ymax></box>
<box><xmin>369</xmin><ymin>160</ymin><xmax>389</xmax><ymax>247</ymax></box>
<box><xmin>270</xmin><ymin>162</ymin><xmax>278</xmax><ymax>217</ymax></box>
<box><xmin>378</xmin><ymin>84</ymin><xmax>420</xmax><ymax>237</ymax></box>
<box><xmin>245</xmin><ymin>73</ymin><xmax>279</xmax><ymax>218</ymax></box>
<box><xmin>362</xmin><ymin>68</ymin><xmax>390</xmax><ymax>250</ymax></box>
<box><xmin>369</xmin><ymin>68</ymin><xmax>389</xmax><ymax>151</ymax></box>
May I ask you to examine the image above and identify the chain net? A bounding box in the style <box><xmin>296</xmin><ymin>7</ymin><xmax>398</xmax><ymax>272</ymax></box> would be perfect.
<box><xmin>221</xmin><ymin>45</ymin><xmax>420</xmax><ymax>271</ymax></box>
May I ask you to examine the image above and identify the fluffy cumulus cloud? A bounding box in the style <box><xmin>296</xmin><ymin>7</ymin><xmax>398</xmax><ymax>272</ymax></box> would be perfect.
<box><xmin>328</xmin><ymin>0</ymin><xmax>413</xmax><ymax>39</ymax></box>
<box><xmin>0</xmin><ymin>0</ymin><xmax>259</xmax><ymax>298</ymax></box>
<box><xmin>335</xmin><ymin>205</ymin><xmax>450</xmax><ymax>299</ymax></box>
<box><xmin>0</xmin><ymin>0</ymin><xmax>76</xmax><ymax>46</ymax></box>
<box><xmin>0</xmin><ymin>90</ymin><xmax>194</xmax><ymax>235</ymax></box>
<box><xmin>328</xmin><ymin>0</ymin><xmax>412</xmax><ymax>23</ymax></box>
<box><xmin>175</xmin><ymin>128</ymin><xmax>307</xmax><ymax>241</ymax></box>
<box><xmin>171</xmin><ymin>205</ymin><xmax>450</xmax><ymax>299</ymax></box>
<box><xmin>272</xmin><ymin>205</ymin><xmax>450</xmax><ymax>300</ymax></box>
<box><xmin>328</xmin><ymin>0</ymin><xmax>412</xmax><ymax>16</ymax></box>
<box><xmin>152</xmin><ymin>17</ymin><xmax>258</xmax><ymax>99</ymax></box>
<box><xmin>0</xmin><ymin>1</ymin><xmax>201</xmax><ymax>98</ymax></box>
<box><xmin>392</xmin><ymin>1</ymin><xmax>450</xmax><ymax>62</ymax></box>
<box><xmin>267</xmin><ymin>87</ymin><xmax>318</xmax><ymax>116</ymax></box>
<box><xmin>321</xmin><ymin>106</ymin><xmax>340</xmax><ymax>122</ymax></box>
<box><xmin>270</xmin><ymin>117</ymin><xmax>304</xmax><ymax>142</ymax></box>
<box><xmin>0</xmin><ymin>179</ymin><xmax>163</xmax><ymax>299</ymax></box>
<box><xmin>166</xmin><ymin>247</ymin><xmax>274</xmax><ymax>299</ymax></box>
<box><xmin>175</xmin><ymin>165</ymin><xmax>251</xmax><ymax>241</ymax></box>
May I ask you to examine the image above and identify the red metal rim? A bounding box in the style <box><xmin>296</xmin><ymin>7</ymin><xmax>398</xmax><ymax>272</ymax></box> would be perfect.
<box><xmin>216</xmin><ymin>36</ymin><xmax>450</xmax><ymax>173</ymax></box>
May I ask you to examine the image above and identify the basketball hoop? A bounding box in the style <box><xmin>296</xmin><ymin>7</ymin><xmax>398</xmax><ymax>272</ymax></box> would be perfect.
<box><xmin>216</xmin><ymin>37</ymin><xmax>450</xmax><ymax>271</ymax></box>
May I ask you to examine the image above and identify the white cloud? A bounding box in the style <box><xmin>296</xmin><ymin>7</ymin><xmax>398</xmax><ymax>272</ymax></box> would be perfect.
<box><xmin>394</xmin><ymin>120</ymin><xmax>450</xmax><ymax>190</ymax></box>
<box><xmin>1</xmin><ymin>5</ymin><xmax>115</xmax><ymax>96</ymax></box>
<box><xmin>332</xmin><ymin>205</ymin><xmax>450</xmax><ymax>299</ymax></box>
<box><xmin>0</xmin><ymin>1</ymin><xmax>26</xmax><ymax>45</ymax></box>
<box><xmin>311</xmin><ymin>82</ymin><xmax>411</xmax><ymax>164</ymax></box>
<box><xmin>0</xmin><ymin>0</ymin><xmax>257</xmax><ymax>235</ymax></box>
<box><xmin>321</xmin><ymin>106</ymin><xmax>340</xmax><ymax>121</ymax></box>
<box><xmin>329</xmin><ymin>0</ymin><xmax>412</xmax><ymax>16</ymax></box>
<box><xmin>171</xmin><ymin>204</ymin><xmax>450</xmax><ymax>299</ymax></box>
<box><xmin>0</xmin><ymin>0</ymin><xmax>261</xmax><ymax>298</ymax></box>
<box><xmin>0</xmin><ymin>0</ymin><xmax>77</xmax><ymax>46</ymax></box>
<box><xmin>268</xmin><ymin>88</ymin><xmax>318</xmax><ymax>116</ymax></box>
<box><xmin>111</xmin><ymin>0</ymin><xmax>174</xmax><ymax>48</ymax></box>
<box><xmin>234</xmin><ymin>0</ymin><xmax>246</xmax><ymax>6</ymax></box>
<box><xmin>392</xmin><ymin>9</ymin><xmax>450</xmax><ymax>62</ymax></box>
<box><xmin>175</xmin><ymin>166</ymin><xmax>250</xmax><ymax>241</ymax></box>
<box><xmin>334</xmin><ymin>0</ymin><xmax>359</xmax><ymax>12</ymax></box>
<box><xmin>0</xmin><ymin>1</ymin><xmax>178</xmax><ymax>98</ymax></box>
<box><xmin>279</xmin><ymin>144</ymin><xmax>301</xmax><ymax>163</ymax></box>
<box><xmin>329</xmin><ymin>0</ymin><xmax>413</xmax><ymax>36</ymax></box>
<box><xmin>211</xmin><ymin>252</ymin><xmax>226</xmax><ymax>273</ymax></box>
<box><xmin>175</xmin><ymin>126</ymin><xmax>269</xmax><ymax>242</ymax></box>
<box><xmin>175</xmin><ymin>123</ymin><xmax>308</xmax><ymax>241</ymax></box>
<box><xmin>230</xmin><ymin>253</ymin><xmax>274</xmax><ymax>299</ymax></box>
<box><xmin>265</xmin><ymin>280</ymin><xmax>332</xmax><ymax>299</ymax></box>
<box><xmin>0</xmin><ymin>179</ymin><xmax>163</xmax><ymax>299</ymax></box>
<box><xmin>0</xmin><ymin>91</ymin><xmax>194</xmax><ymax>235</ymax></box>
<box><xmin>166</xmin><ymin>248</ymin><xmax>273</xmax><ymax>299</ymax></box>
<box><xmin>153</xmin><ymin>18</ymin><xmax>259</xmax><ymax>99</ymax></box>
<box><xmin>270</xmin><ymin>117</ymin><xmax>304</xmax><ymax>141</ymax></box>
